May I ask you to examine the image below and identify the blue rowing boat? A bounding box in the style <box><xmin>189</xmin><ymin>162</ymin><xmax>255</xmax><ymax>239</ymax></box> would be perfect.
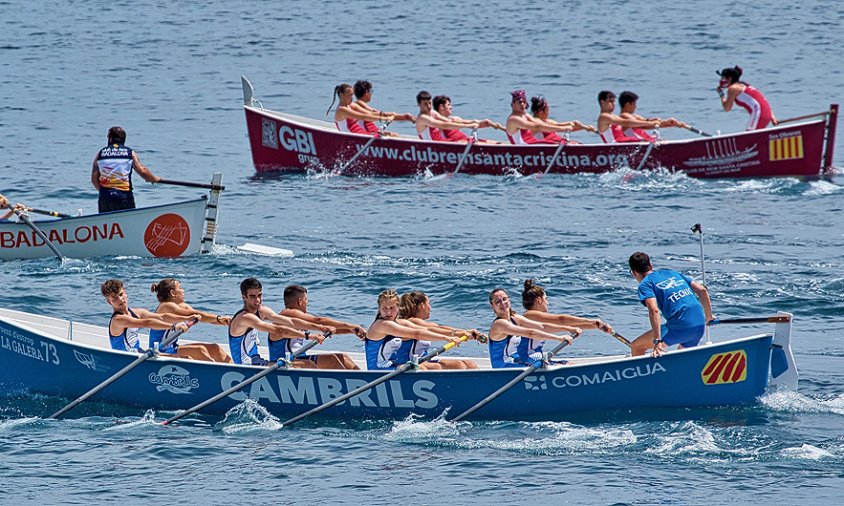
<box><xmin>0</xmin><ymin>308</ymin><xmax>797</xmax><ymax>421</ymax></box>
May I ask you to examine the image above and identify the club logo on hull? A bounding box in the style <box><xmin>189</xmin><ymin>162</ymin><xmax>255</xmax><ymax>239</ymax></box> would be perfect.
<box><xmin>149</xmin><ymin>365</ymin><xmax>199</xmax><ymax>394</ymax></box>
<box><xmin>524</xmin><ymin>375</ymin><xmax>547</xmax><ymax>391</ymax></box>
<box><xmin>144</xmin><ymin>213</ymin><xmax>191</xmax><ymax>257</ymax></box>
<box><xmin>701</xmin><ymin>350</ymin><xmax>747</xmax><ymax>385</ymax></box>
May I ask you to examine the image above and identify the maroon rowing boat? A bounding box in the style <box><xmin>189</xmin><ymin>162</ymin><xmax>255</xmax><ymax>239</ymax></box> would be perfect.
<box><xmin>241</xmin><ymin>76</ymin><xmax>837</xmax><ymax>179</ymax></box>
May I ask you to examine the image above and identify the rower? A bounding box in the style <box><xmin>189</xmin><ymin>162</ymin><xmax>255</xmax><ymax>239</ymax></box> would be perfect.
<box><xmin>327</xmin><ymin>83</ymin><xmax>395</xmax><ymax>135</ymax></box>
<box><xmin>278</xmin><ymin>284</ymin><xmax>363</xmax><ymax>370</ymax></box>
<box><xmin>100</xmin><ymin>279</ymin><xmax>196</xmax><ymax>353</ymax></box>
<box><xmin>506</xmin><ymin>89</ymin><xmax>572</xmax><ymax>145</ymax></box>
<box><xmin>432</xmin><ymin>95</ymin><xmax>503</xmax><ymax>143</ymax></box>
<box><xmin>415</xmin><ymin>91</ymin><xmax>478</xmax><ymax>142</ymax></box>
<box><xmin>229</xmin><ymin>278</ymin><xmax>327</xmax><ymax>367</ymax></box>
<box><xmin>0</xmin><ymin>194</ymin><xmax>27</xmax><ymax>222</ymax></box>
<box><xmin>529</xmin><ymin>95</ymin><xmax>594</xmax><ymax>144</ymax></box>
<box><xmin>618</xmin><ymin>91</ymin><xmax>687</xmax><ymax>140</ymax></box>
<box><xmin>350</xmin><ymin>80</ymin><xmax>415</xmax><ymax>137</ymax></box>
<box><xmin>488</xmin><ymin>288</ymin><xmax>579</xmax><ymax>368</ymax></box>
<box><xmin>596</xmin><ymin>91</ymin><xmax>660</xmax><ymax>143</ymax></box>
<box><xmin>398</xmin><ymin>290</ymin><xmax>480</xmax><ymax>370</ymax></box>
<box><xmin>521</xmin><ymin>279</ymin><xmax>615</xmax><ymax>336</ymax></box>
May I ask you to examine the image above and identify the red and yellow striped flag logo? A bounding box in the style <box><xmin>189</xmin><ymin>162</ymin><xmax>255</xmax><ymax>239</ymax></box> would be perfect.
<box><xmin>769</xmin><ymin>135</ymin><xmax>804</xmax><ymax>161</ymax></box>
<box><xmin>701</xmin><ymin>350</ymin><xmax>747</xmax><ymax>385</ymax></box>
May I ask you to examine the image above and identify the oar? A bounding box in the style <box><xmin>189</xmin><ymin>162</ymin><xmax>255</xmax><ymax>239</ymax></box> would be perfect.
<box><xmin>542</xmin><ymin>132</ymin><xmax>570</xmax><ymax>176</ymax></box>
<box><xmin>775</xmin><ymin>110</ymin><xmax>830</xmax><ymax>126</ymax></box>
<box><xmin>452</xmin><ymin>128</ymin><xmax>478</xmax><ymax>175</ymax></box>
<box><xmin>634</xmin><ymin>127</ymin><xmax>660</xmax><ymax>171</ymax></box>
<box><xmin>156</xmin><ymin>179</ymin><xmax>226</xmax><ymax>191</ymax></box>
<box><xmin>708</xmin><ymin>315</ymin><xmax>791</xmax><ymax>325</ymax></box>
<box><xmin>683</xmin><ymin>124</ymin><xmax>712</xmax><ymax>137</ymax></box>
<box><xmin>280</xmin><ymin>335</ymin><xmax>470</xmax><ymax>428</ymax></box>
<box><xmin>162</xmin><ymin>335</ymin><xmax>326</xmax><ymax>426</ymax></box>
<box><xmin>450</xmin><ymin>334</ymin><xmax>574</xmax><ymax>422</ymax></box>
<box><xmin>11</xmin><ymin>208</ymin><xmax>64</xmax><ymax>262</ymax></box>
<box><xmin>49</xmin><ymin>318</ymin><xmax>198</xmax><ymax>419</ymax></box>
<box><xmin>335</xmin><ymin>121</ymin><xmax>392</xmax><ymax>175</ymax></box>
<box><xmin>27</xmin><ymin>207</ymin><xmax>72</xmax><ymax>219</ymax></box>
<box><xmin>610</xmin><ymin>331</ymin><xmax>632</xmax><ymax>347</ymax></box>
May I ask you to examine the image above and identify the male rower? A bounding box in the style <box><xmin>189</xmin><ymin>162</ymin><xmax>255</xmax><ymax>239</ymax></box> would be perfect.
<box><xmin>432</xmin><ymin>95</ymin><xmax>503</xmax><ymax>143</ymax></box>
<box><xmin>0</xmin><ymin>194</ymin><xmax>26</xmax><ymax>221</ymax></box>
<box><xmin>415</xmin><ymin>91</ymin><xmax>479</xmax><ymax>141</ymax></box>
<box><xmin>91</xmin><ymin>126</ymin><xmax>161</xmax><ymax>213</ymax></box>
<box><xmin>596</xmin><ymin>91</ymin><xmax>660</xmax><ymax>143</ymax></box>
<box><xmin>279</xmin><ymin>284</ymin><xmax>364</xmax><ymax>370</ymax></box>
<box><xmin>618</xmin><ymin>91</ymin><xmax>687</xmax><ymax>141</ymax></box>
<box><xmin>350</xmin><ymin>80</ymin><xmax>415</xmax><ymax>137</ymax></box>
<box><xmin>229</xmin><ymin>277</ymin><xmax>329</xmax><ymax>367</ymax></box>
<box><xmin>101</xmin><ymin>279</ymin><xmax>197</xmax><ymax>353</ymax></box>
<box><xmin>628</xmin><ymin>252</ymin><xmax>714</xmax><ymax>357</ymax></box>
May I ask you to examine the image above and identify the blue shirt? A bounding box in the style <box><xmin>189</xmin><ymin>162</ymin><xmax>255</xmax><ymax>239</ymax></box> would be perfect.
<box><xmin>637</xmin><ymin>269</ymin><xmax>705</xmax><ymax>330</ymax></box>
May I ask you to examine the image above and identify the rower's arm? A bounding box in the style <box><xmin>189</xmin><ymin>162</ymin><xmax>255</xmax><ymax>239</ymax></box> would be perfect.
<box><xmin>690</xmin><ymin>281</ymin><xmax>715</xmax><ymax>322</ymax></box>
<box><xmin>644</xmin><ymin>298</ymin><xmax>662</xmax><ymax>342</ymax></box>
<box><xmin>133</xmin><ymin>151</ymin><xmax>160</xmax><ymax>183</ymax></box>
<box><xmin>91</xmin><ymin>158</ymin><xmax>100</xmax><ymax>190</ymax></box>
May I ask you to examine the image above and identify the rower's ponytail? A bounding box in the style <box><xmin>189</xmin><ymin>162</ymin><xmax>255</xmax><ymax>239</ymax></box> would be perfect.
<box><xmin>326</xmin><ymin>85</ymin><xmax>340</xmax><ymax>117</ymax></box>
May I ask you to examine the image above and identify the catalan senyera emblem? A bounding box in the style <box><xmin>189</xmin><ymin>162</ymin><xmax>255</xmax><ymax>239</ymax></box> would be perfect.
<box><xmin>701</xmin><ymin>350</ymin><xmax>747</xmax><ymax>385</ymax></box>
<box><xmin>769</xmin><ymin>134</ymin><xmax>803</xmax><ymax>162</ymax></box>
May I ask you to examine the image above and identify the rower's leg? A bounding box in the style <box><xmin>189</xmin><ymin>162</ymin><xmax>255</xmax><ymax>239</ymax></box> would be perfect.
<box><xmin>313</xmin><ymin>354</ymin><xmax>348</xmax><ymax>370</ymax></box>
<box><xmin>420</xmin><ymin>362</ymin><xmax>443</xmax><ymax>370</ymax></box>
<box><xmin>437</xmin><ymin>359</ymin><xmax>467</xmax><ymax>370</ymax></box>
<box><xmin>630</xmin><ymin>329</ymin><xmax>655</xmax><ymax>357</ymax></box>
<box><xmin>291</xmin><ymin>358</ymin><xmax>319</xmax><ymax>369</ymax></box>
<box><xmin>202</xmin><ymin>343</ymin><xmax>233</xmax><ymax>363</ymax></box>
<box><xmin>177</xmin><ymin>344</ymin><xmax>214</xmax><ymax>362</ymax></box>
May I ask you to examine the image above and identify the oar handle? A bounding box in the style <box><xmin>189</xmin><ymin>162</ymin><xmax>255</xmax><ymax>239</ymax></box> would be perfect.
<box><xmin>684</xmin><ymin>124</ymin><xmax>712</xmax><ymax>137</ymax></box>
<box><xmin>156</xmin><ymin>179</ymin><xmax>226</xmax><ymax>191</ymax></box>
<box><xmin>708</xmin><ymin>315</ymin><xmax>791</xmax><ymax>325</ymax></box>
<box><xmin>157</xmin><ymin>318</ymin><xmax>199</xmax><ymax>351</ymax></box>
<box><xmin>162</xmin><ymin>332</ymin><xmax>329</xmax><ymax>425</ymax></box>
<box><xmin>610</xmin><ymin>332</ymin><xmax>632</xmax><ymax>347</ymax></box>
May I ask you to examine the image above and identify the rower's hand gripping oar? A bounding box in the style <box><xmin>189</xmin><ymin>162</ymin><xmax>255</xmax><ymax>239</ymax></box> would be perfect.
<box><xmin>11</xmin><ymin>207</ymin><xmax>65</xmax><ymax>262</ymax></box>
<box><xmin>453</xmin><ymin>128</ymin><xmax>478</xmax><ymax>175</ymax></box>
<box><xmin>280</xmin><ymin>335</ymin><xmax>471</xmax><ymax>428</ymax></box>
<box><xmin>335</xmin><ymin>120</ymin><xmax>392</xmax><ymax>176</ymax></box>
<box><xmin>450</xmin><ymin>333</ymin><xmax>576</xmax><ymax>422</ymax></box>
<box><xmin>163</xmin><ymin>333</ymin><xmax>330</xmax><ymax>426</ymax></box>
<box><xmin>50</xmin><ymin>318</ymin><xmax>199</xmax><ymax>419</ymax></box>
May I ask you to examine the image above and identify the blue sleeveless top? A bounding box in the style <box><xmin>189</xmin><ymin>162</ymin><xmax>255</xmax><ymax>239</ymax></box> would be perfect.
<box><xmin>109</xmin><ymin>308</ymin><xmax>141</xmax><ymax>352</ymax></box>
<box><xmin>268</xmin><ymin>335</ymin><xmax>309</xmax><ymax>362</ymax></box>
<box><xmin>489</xmin><ymin>316</ymin><xmax>527</xmax><ymax>368</ymax></box>
<box><xmin>364</xmin><ymin>336</ymin><xmax>404</xmax><ymax>370</ymax></box>
<box><xmin>149</xmin><ymin>309</ymin><xmax>180</xmax><ymax>353</ymax></box>
<box><xmin>228</xmin><ymin>309</ymin><xmax>267</xmax><ymax>365</ymax></box>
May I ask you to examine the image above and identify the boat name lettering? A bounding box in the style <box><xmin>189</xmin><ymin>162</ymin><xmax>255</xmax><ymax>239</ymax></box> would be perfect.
<box><xmin>548</xmin><ymin>362</ymin><xmax>667</xmax><ymax>389</ymax></box>
<box><xmin>0</xmin><ymin>223</ymin><xmax>125</xmax><ymax>250</ymax></box>
<box><xmin>351</xmin><ymin>143</ymin><xmax>628</xmax><ymax>170</ymax></box>
<box><xmin>0</xmin><ymin>328</ymin><xmax>60</xmax><ymax>365</ymax></box>
<box><xmin>219</xmin><ymin>372</ymin><xmax>438</xmax><ymax>409</ymax></box>
<box><xmin>278</xmin><ymin>126</ymin><xmax>317</xmax><ymax>155</ymax></box>
<box><xmin>768</xmin><ymin>130</ymin><xmax>800</xmax><ymax>140</ymax></box>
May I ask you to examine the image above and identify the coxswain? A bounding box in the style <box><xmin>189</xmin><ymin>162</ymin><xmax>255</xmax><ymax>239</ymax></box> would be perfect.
<box><xmin>716</xmin><ymin>66</ymin><xmax>776</xmax><ymax>130</ymax></box>
<box><xmin>91</xmin><ymin>126</ymin><xmax>161</xmax><ymax>213</ymax></box>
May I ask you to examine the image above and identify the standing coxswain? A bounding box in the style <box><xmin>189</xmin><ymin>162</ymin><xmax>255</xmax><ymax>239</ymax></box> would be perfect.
<box><xmin>91</xmin><ymin>126</ymin><xmax>161</xmax><ymax>213</ymax></box>
<box><xmin>716</xmin><ymin>65</ymin><xmax>776</xmax><ymax>130</ymax></box>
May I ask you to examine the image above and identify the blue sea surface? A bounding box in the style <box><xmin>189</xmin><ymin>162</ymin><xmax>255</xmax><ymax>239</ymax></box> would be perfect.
<box><xmin>1</xmin><ymin>0</ymin><xmax>843</xmax><ymax>504</ymax></box>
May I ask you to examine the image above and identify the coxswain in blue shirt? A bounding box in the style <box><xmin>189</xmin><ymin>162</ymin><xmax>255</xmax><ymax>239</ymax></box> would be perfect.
<box><xmin>229</xmin><ymin>278</ymin><xmax>326</xmax><ymax>367</ymax></box>
<box><xmin>487</xmin><ymin>288</ymin><xmax>579</xmax><ymax>369</ymax></box>
<box><xmin>91</xmin><ymin>126</ymin><xmax>161</xmax><ymax>213</ymax></box>
<box><xmin>628</xmin><ymin>252</ymin><xmax>715</xmax><ymax>357</ymax></box>
<box><xmin>100</xmin><ymin>279</ymin><xmax>195</xmax><ymax>352</ymax></box>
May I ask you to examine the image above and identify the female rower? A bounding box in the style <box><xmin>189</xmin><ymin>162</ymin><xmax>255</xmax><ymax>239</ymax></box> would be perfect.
<box><xmin>365</xmin><ymin>289</ymin><xmax>464</xmax><ymax>370</ymax></box>
<box><xmin>717</xmin><ymin>66</ymin><xmax>776</xmax><ymax>130</ymax></box>
<box><xmin>530</xmin><ymin>96</ymin><xmax>595</xmax><ymax>143</ymax></box>
<box><xmin>398</xmin><ymin>291</ymin><xmax>480</xmax><ymax>370</ymax></box>
<box><xmin>151</xmin><ymin>278</ymin><xmax>233</xmax><ymax>363</ymax></box>
<box><xmin>488</xmin><ymin>288</ymin><xmax>581</xmax><ymax>368</ymax></box>
<box><xmin>350</xmin><ymin>80</ymin><xmax>415</xmax><ymax>136</ymax></box>
<box><xmin>506</xmin><ymin>89</ymin><xmax>573</xmax><ymax>145</ymax></box>
<box><xmin>521</xmin><ymin>279</ymin><xmax>615</xmax><ymax>337</ymax></box>
<box><xmin>327</xmin><ymin>83</ymin><xmax>395</xmax><ymax>135</ymax></box>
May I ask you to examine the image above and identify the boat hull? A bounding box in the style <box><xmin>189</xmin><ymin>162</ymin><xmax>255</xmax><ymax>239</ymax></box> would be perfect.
<box><xmin>0</xmin><ymin>198</ymin><xmax>209</xmax><ymax>260</ymax></box>
<box><xmin>0</xmin><ymin>310</ymin><xmax>788</xmax><ymax>421</ymax></box>
<box><xmin>244</xmin><ymin>103</ymin><xmax>838</xmax><ymax>179</ymax></box>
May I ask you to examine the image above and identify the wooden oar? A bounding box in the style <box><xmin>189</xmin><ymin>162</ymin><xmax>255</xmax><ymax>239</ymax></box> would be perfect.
<box><xmin>683</xmin><ymin>124</ymin><xmax>712</xmax><ymax>137</ymax></box>
<box><xmin>775</xmin><ymin>110</ymin><xmax>831</xmax><ymax>126</ymax></box>
<box><xmin>49</xmin><ymin>318</ymin><xmax>198</xmax><ymax>419</ymax></box>
<box><xmin>708</xmin><ymin>315</ymin><xmax>791</xmax><ymax>325</ymax></box>
<box><xmin>156</xmin><ymin>179</ymin><xmax>226</xmax><ymax>191</ymax></box>
<box><xmin>542</xmin><ymin>133</ymin><xmax>569</xmax><ymax>176</ymax></box>
<box><xmin>27</xmin><ymin>207</ymin><xmax>72</xmax><ymax>219</ymax></box>
<box><xmin>335</xmin><ymin>121</ymin><xmax>392</xmax><ymax>175</ymax></box>
<box><xmin>450</xmin><ymin>335</ymin><xmax>574</xmax><ymax>422</ymax></box>
<box><xmin>610</xmin><ymin>331</ymin><xmax>632</xmax><ymax>347</ymax></box>
<box><xmin>452</xmin><ymin>128</ymin><xmax>478</xmax><ymax>175</ymax></box>
<box><xmin>634</xmin><ymin>127</ymin><xmax>660</xmax><ymax>171</ymax></box>
<box><xmin>162</xmin><ymin>336</ymin><xmax>326</xmax><ymax>426</ymax></box>
<box><xmin>280</xmin><ymin>335</ymin><xmax>470</xmax><ymax>428</ymax></box>
<box><xmin>11</xmin><ymin>208</ymin><xmax>64</xmax><ymax>262</ymax></box>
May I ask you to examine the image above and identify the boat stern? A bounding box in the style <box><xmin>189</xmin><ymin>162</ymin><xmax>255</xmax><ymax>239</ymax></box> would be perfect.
<box><xmin>769</xmin><ymin>312</ymin><xmax>798</xmax><ymax>390</ymax></box>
